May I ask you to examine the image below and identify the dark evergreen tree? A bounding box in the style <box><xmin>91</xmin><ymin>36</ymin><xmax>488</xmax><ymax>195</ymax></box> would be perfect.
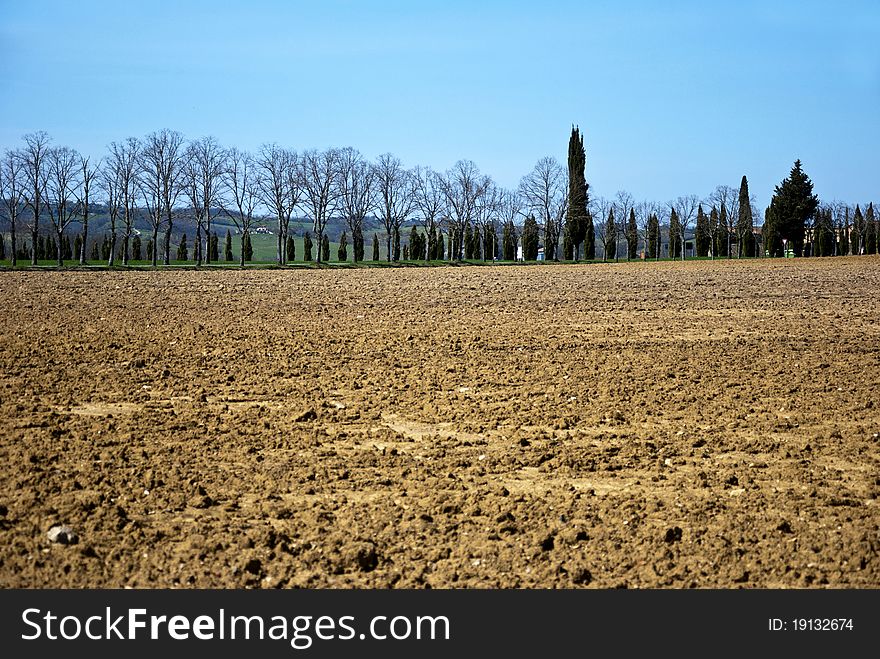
<box><xmin>695</xmin><ymin>205</ymin><xmax>710</xmax><ymax>257</ymax></box>
<box><xmin>584</xmin><ymin>211</ymin><xmax>595</xmax><ymax>259</ymax></box>
<box><xmin>392</xmin><ymin>226</ymin><xmax>400</xmax><ymax>261</ymax></box>
<box><xmin>286</xmin><ymin>235</ymin><xmax>295</xmax><ymax>264</ymax></box>
<box><xmin>522</xmin><ymin>214</ymin><xmax>539</xmax><ymax>260</ymax></box>
<box><xmin>838</xmin><ymin>211</ymin><xmax>849</xmax><ymax>256</ymax></box>
<box><xmin>131</xmin><ymin>234</ymin><xmax>141</xmax><ymax>260</ymax></box>
<box><xmin>562</xmin><ymin>225</ymin><xmax>573</xmax><ymax>260</ymax></box>
<box><xmin>409</xmin><ymin>226</ymin><xmax>421</xmax><ymax>260</ymax></box>
<box><xmin>865</xmin><ymin>203</ymin><xmax>877</xmax><ymax>255</ymax></box>
<box><xmin>716</xmin><ymin>204</ymin><xmax>730</xmax><ymax>257</ymax></box>
<box><xmin>850</xmin><ymin>206</ymin><xmax>862</xmax><ymax>255</ymax></box>
<box><xmin>815</xmin><ymin>207</ymin><xmax>834</xmax><ymax>256</ymax></box>
<box><xmin>737</xmin><ymin>175</ymin><xmax>756</xmax><ymax>257</ymax></box>
<box><xmin>502</xmin><ymin>220</ymin><xmax>518</xmax><ymax>260</ymax></box>
<box><xmin>62</xmin><ymin>234</ymin><xmax>72</xmax><ymax>260</ymax></box>
<box><xmin>210</xmin><ymin>232</ymin><xmax>219</xmax><ymax>261</ymax></box>
<box><xmin>668</xmin><ymin>208</ymin><xmax>682</xmax><ymax>259</ymax></box>
<box><xmin>304</xmin><ymin>232</ymin><xmax>313</xmax><ymax>261</ymax></box>
<box><xmin>225</xmin><ymin>229</ymin><xmax>234</xmax><ymax>262</ymax></box>
<box><xmin>338</xmin><ymin>230</ymin><xmax>348</xmax><ymax>261</ymax></box>
<box><xmin>647</xmin><ymin>213</ymin><xmax>660</xmax><ymax>260</ymax></box>
<box><xmin>371</xmin><ymin>233</ymin><xmax>379</xmax><ymax>261</ymax></box>
<box><xmin>463</xmin><ymin>223</ymin><xmax>473</xmax><ymax>259</ymax></box>
<box><xmin>626</xmin><ymin>208</ymin><xmax>638</xmax><ymax>260</ymax></box>
<box><xmin>322</xmin><ymin>233</ymin><xmax>330</xmax><ymax>262</ymax></box>
<box><xmin>177</xmin><ymin>234</ymin><xmax>188</xmax><ymax>261</ymax></box>
<box><xmin>602</xmin><ymin>208</ymin><xmax>616</xmax><ymax>261</ymax></box>
<box><xmin>565</xmin><ymin>125</ymin><xmax>590</xmax><ymax>259</ymax></box>
<box><xmin>352</xmin><ymin>227</ymin><xmax>364</xmax><ymax>262</ymax></box>
<box><xmin>767</xmin><ymin>160</ymin><xmax>818</xmax><ymax>256</ymax></box>
<box><xmin>243</xmin><ymin>231</ymin><xmax>253</xmax><ymax>262</ymax></box>
<box><xmin>90</xmin><ymin>240</ymin><xmax>99</xmax><ymax>261</ymax></box>
<box><xmin>403</xmin><ymin>245</ymin><xmax>409</xmax><ymax>260</ymax></box>
<box><xmin>482</xmin><ymin>225</ymin><xmax>495</xmax><ymax>261</ymax></box>
<box><xmin>73</xmin><ymin>234</ymin><xmax>82</xmax><ymax>263</ymax></box>
<box><xmin>762</xmin><ymin>206</ymin><xmax>782</xmax><ymax>257</ymax></box>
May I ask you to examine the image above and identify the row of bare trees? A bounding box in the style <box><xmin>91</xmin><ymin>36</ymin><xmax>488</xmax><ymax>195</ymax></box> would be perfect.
<box><xmin>2</xmin><ymin>130</ymin><xmax>877</xmax><ymax>266</ymax></box>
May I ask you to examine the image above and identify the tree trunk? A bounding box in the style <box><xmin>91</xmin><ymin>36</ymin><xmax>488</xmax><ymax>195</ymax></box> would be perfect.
<box><xmin>163</xmin><ymin>222</ymin><xmax>171</xmax><ymax>265</ymax></box>
<box><xmin>152</xmin><ymin>226</ymin><xmax>159</xmax><ymax>266</ymax></box>
<box><xmin>386</xmin><ymin>234</ymin><xmax>392</xmax><ymax>262</ymax></box>
<box><xmin>10</xmin><ymin>219</ymin><xmax>16</xmax><ymax>267</ymax></box>
<box><xmin>195</xmin><ymin>225</ymin><xmax>202</xmax><ymax>266</ymax></box>
<box><xmin>56</xmin><ymin>231</ymin><xmax>63</xmax><ymax>267</ymax></box>
<box><xmin>108</xmin><ymin>232</ymin><xmax>117</xmax><ymax>267</ymax></box>
<box><xmin>122</xmin><ymin>233</ymin><xmax>129</xmax><ymax>266</ymax></box>
<box><xmin>80</xmin><ymin>218</ymin><xmax>88</xmax><ymax>265</ymax></box>
<box><xmin>240</xmin><ymin>234</ymin><xmax>246</xmax><ymax>267</ymax></box>
<box><xmin>31</xmin><ymin>226</ymin><xmax>38</xmax><ymax>265</ymax></box>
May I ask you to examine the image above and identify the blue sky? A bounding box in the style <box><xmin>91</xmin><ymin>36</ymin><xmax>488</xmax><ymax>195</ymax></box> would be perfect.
<box><xmin>1</xmin><ymin>0</ymin><xmax>878</xmax><ymax>209</ymax></box>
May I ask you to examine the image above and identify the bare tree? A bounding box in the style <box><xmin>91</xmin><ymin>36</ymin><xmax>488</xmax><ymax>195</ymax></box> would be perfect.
<box><xmin>439</xmin><ymin>160</ymin><xmax>486</xmax><ymax>261</ymax></box>
<box><xmin>474</xmin><ymin>179</ymin><xmax>502</xmax><ymax>261</ymax></box>
<box><xmin>519</xmin><ymin>156</ymin><xmax>567</xmax><ymax>260</ymax></box>
<box><xmin>74</xmin><ymin>155</ymin><xmax>100</xmax><ymax>265</ymax></box>
<box><xmin>0</xmin><ymin>149</ymin><xmax>26</xmax><ymax>267</ymax></box>
<box><xmin>183</xmin><ymin>136</ymin><xmax>225</xmax><ymax>266</ymax></box>
<box><xmin>671</xmin><ymin>195</ymin><xmax>700</xmax><ymax>260</ymax></box>
<box><xmin>141</xmin><ymin>129</ymin><xmax>186</xmax><ymax>265</ymax></box>
<box><xmin>45</xmin><ymin>146</ymin><xmax>82</xmax><ymax>266</ymax></box>
<box><xmin>636</xmin><ymin>200</ymin><xmax>658</xmax><ymax>260</ymax></box>
<box><xmin>257</xmin><ymin>143</ymin><xmax>299</xmax><ymax>264</ymax></box>
<box><xmin>336</xmin><ymin>147</ymin><xmax>374</xmax><ymax>262</ymax></box>
<box><xmin>707</xmin><ymin>185</ymin><xmax>739</xmax><ymax>258</ymax></box>
<box><xmin>613</xmin><ymin>190</ymin><xmax>635</xmax><ymax>262</ymax></box>
<box><xmin>374</xmin><ymin>153</ymin><xmax>414</xmax><ymax>262</ymax></box>
<box><xmin>300</xmin><ymin>148</ymin><xmax>341</xmax><ymax>263</ymax></box>
<box><xmin>221</xmin><ymin>148</ymin><xmax>260</xmax><ymax>267</ymax></box>
<box><xmin>590</xmin><ymin>196</ymin><xmax>612</xmax><ymax>259</ymax></box>
<box><xmin>20</xmin><ymin>131</ymin><xmax>51</xmax><ymax>265</ymax></box>
<box><xmin>106</xmin><ymin>138</ymin><xmax>141</xmax><ymax>265</ymax></box>
<box><xmin>412</xmin><ymin>165</ymin><xmax>444</xmax><ymax>263</ymax></box>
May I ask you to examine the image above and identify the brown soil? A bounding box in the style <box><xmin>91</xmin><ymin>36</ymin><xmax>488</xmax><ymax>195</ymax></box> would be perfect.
<box><xmin>1</xmin><ymin>258</ymin><xmax>878</xmax><ymax>588</ymax></box>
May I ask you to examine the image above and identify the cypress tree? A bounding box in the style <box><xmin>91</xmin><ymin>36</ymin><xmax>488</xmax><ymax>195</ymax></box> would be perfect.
<box><xmin>338</xmin><ymin>231</ymin><xmax>348</xmax><ymax>261</ymax></box>
<box><xmin>522</xmin><ymin>214</ymin><xmax>539</xmax><ymax>260</ymax></box>
<box><xmin>851</xmin><ymin>206</ymin><xmax>863</xmax><ymax>255</ymax></box>
<box><xmin>584</xmin><ymin>211</ymin><xmax>595</xmax><ymax>260</ymax></box>
<box><xmin>865</xmin><ymin>203</ymin><xmax>877</xmax><ymax>255</ymax></box>
<box><xmin>225</xmin><ymin>229</ymin><xmax>234</xmax><ymax>262</ymax></box>
<box><xmin>404</xmin><ymin>245</ymin><xmax>410</xmax><ymax>260</ymax></box>
<box><xmin>562</xmin><ymin>226</ymin><xmax>573</xmax><ymax>260</ymax></box>
<box><xmin>603</xmin><ymin>208</ymin><xmax>616</xmax><ymax>261</ymax></box>
<box><xmin>286</xmin><ymin>235</ymin><xmax>295</xmax><ymax>264</ymax></box>
<box><xmin>409</xmin><ymin>226</ymin><xmax>421</xmax><ymax>260</ymax></box>
<box><xmin>815</xmin><ymin>208</ymin><xmax>834</xmax><ymax>256</ymax></box>
<box><xmin>647</xmin><ymin>213</ymin><xmax>660</xmax><ymax>260</ymax></box>
<box><xmin>322</xmin><ymin>233</ymin><xmax>330</xmax><ymax>262</ymax></box>
<box><xmin>211</xmin><ymin>232</ymin><xmax>220</xmax><ymax>261</ymax></box>
<box><xmin>838</xmin><ymin>210</ymin><xmax>849</xmax><ymax>256</ymax></box>
<box><xmin>177</xmin><ymin>234</ymin><xmax>188</xmax><ymax>261</ymax></box>
<box><xmin>464</xmin><ymin>223</ymin><xmax>474</xmax><ymax>259</ymax></box>
<box><xmin>565</xmin><ymin>125</ymin><xmax>590</xmax><ymax>259</ymax></box>
<box><xmin>73</xmin><ymin>234</ymin><xmax>82</xmax><ymax>263</ymax></box>
<box><xmin>717</xmin><ymin>204</ymin><xmax>730</xmax><ymax>257</ymax></box>
<box><xmin>243</xmin><ymin>231</ymin><xmax>253</xmax><ymax>261</ymax></box>
<box><xmin>737</xmin><ymin>175</ymin><xmax>756</xmax><ymax>257</ymax></box>
<box><xmin>763</xmin><ymin>205</ymin><xmax>782</xmax><ymax>257</ymax></box>
<box><xmin>626</xmin><ymin>208</ymin><xmax>638</xmax><ymax>260</ymax></box>
<box><xmin>304</xmin><ymin>232</ymin><xmax>313</xmax><ymax>261</ymax></box>
<box><xmin>62</xmin><ymin>234</ymin><xmax>72</xmax><ymax>260</ymax></box>
<box><xmin>0</xmin><ymin>234</ymin><xmax>4</xmax><ymax>261</ymax></box>
<box><xmin>90</xmin><ymin>240</ymin><xmax>99</xmax><ymax>261</ymax></box>
<box><xmin>668</xmin><ymin>209</ymin><xmax>681</xmax><ymax>259</ymax></box>
<box><xmin>131</xmin><ymin>234</ymin><xmax>142</xmax><ymax>260</ymax></box>
<box><xmin>502</xmin><ymin>220</ymin><xmax>518</xmax><ymax>260</ymax></box>
<box><xmin>392</xmin><ymin>226</ymin><xmax>400</xmax><ymax>261</ymax></box>
<box><xmin>695</xmin><ymin>205</ymin><xmax>710</xmax><ymax>257</ymax></box>
<box><xmin>767</xmin><ymin>160</ymin><xmax>818</xmax><ymax>256</ymax></box>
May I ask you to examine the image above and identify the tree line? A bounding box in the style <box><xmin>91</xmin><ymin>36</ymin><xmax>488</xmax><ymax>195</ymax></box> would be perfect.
<box><xmin>1</xmin><ymin>128</ymin><xmax>877</xmax><ymax>267</ymax></box>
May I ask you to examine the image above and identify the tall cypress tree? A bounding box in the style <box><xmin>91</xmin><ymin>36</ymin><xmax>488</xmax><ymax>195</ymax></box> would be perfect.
<box><xmin>522</xmin><ymin>214</ymin><xmax>539</xmax><ymax>260</ymax></box>
<box><xmin>626</xmin><ymin>208</ymin><xmax>638</xmax><ymax>260</ymax></box>
<box><xmin>767</xmin><ymin>160</ymin><xmax>818</xmax><ymax>256</ymax></box>
<box><xmin>647</xmin><ymin>213</ymin><xmax>660</xmax><ymax>260</ymax></box>
<box><xmin>243</xmin><ymin>232</ymin><xmax>253</xmax><ymax>261</ymax></box>
<box><xmin>338</xmin><ymin>231</ymin><xmax>348</xmax><ymax>261</ymax></box>
<box><xmin>584</xmin><ymin>211</ymin><xmax>595</xmax><ymax>260</ymax></box>
<box><xmin>322</xmin><ymin>234</ymin><xmax>330</xmax><ymax>262</ymax></box>
<box><xmin>372</xmin><ymin>233</ymin><xmax>379</xmax><ymax>261</ymax></box>
<box><xmin>865</xmin><ymin>203</ymin><xmax>877</xmax><ymax>255</ymax></box>
<box><xmin>464</xmin><ymin>223</ymin><xmax>474</xmax><ymax>259</ymax></box>
<box><xmin>602</xmin><ymin>208</ymin><xmax>616</xmax><ymax>261</ymax></box>
<box><xmin>132</xmin><ymin>234</ymin><xmax>142</xmax><ymax>260</ymax></box>
<box><xmin>668</xmin><ymin>208</ymin><xmax>681</xmax><ymax>259</ymax></box>
<box><xmin>176</xmin><ymin>234</ymin><xmax>188</xmax><ymax>261</ymax></box>
<box><xmin>737</xmin><ymin>175</ymin><xmax>756</xmax><ymax>257</ymax></box>
<box><xmin>695</xmin><ymin>205</ymin><xmax>709</xmax><ymax>257</ymax></box>
<box><xmin>502</xmin><ymin>220</ymin><xmax>518</xmax><ymax>260</ymax></box>
<box><xmin>392</xmin><ymin>227</ymin><xmax>401</xmax><ymax>261</ymax></box>
<box><xmin>225</xmin><ymin>229</ymin><xmax>233</xmax><ymax>262</ymax></box>
<box><xmin>304</xmin><ymin>232</ymin><xmax>313</xmax><ymax>261</ymax></box>
<box><xmin>851</xmin><ymin>206</ymin><xmax>863</xmax><ymax>255</ymax></box>
<box><xmin>564</xmin><ymin>125</ymin><xmax>590</xmax><ymax>259</ymax></box>
<box><xmin>286</xmin><ymin>235</ymin><xmax>295</xmax><ymax>264</ymax></box>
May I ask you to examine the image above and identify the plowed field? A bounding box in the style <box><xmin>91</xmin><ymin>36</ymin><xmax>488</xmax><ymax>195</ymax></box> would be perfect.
<box><xmin>1</xmin><ymin>258</ymin><xmax>878</xmax><ymax>588</ymax></box>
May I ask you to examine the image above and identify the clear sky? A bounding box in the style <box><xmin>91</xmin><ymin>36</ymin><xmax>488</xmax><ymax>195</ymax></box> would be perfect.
<box><xmin>1</xmin><ymin>0</ymin><xmax>878</xmax><ymax>209</ymax></box>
